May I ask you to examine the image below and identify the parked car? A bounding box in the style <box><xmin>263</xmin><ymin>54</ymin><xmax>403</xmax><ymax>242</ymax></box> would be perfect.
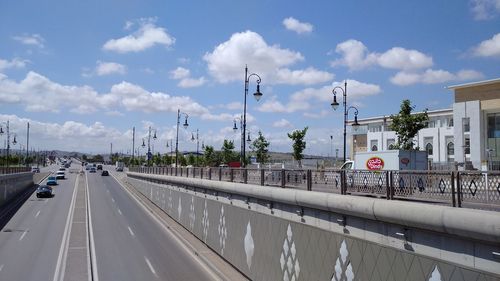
<box><xmin>89</xmin><ymin>167</ymin><xmax>97</xmax><ymax>173</ymax></box>
<box><xmin>56</xmin><ymin>171</ymin><xmax>65</xmax><ymax>179</ymax></box>
<box><xmin>46</xmin><ymin>176</ymin><xmax>58</xmax><ymax>186</ymax></box>
<box><xmin>101</xmin><ymin>170</ymin><xmax>109</xmax><ymax>176</ymax></box>
<box><xmin>36</xmin><ymin>185</ymin><xmax>53</xmax><ymax>198</ymax></box>
<box><xmin>31</xmin><ymin>166</ymin><xmax>40</xmax><ymax>173</ymax></box>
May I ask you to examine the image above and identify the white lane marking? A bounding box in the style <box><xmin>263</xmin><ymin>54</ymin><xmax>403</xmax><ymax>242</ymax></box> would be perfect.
<box><xmin>127</xmin><ymin>226</ymin><xmax>135</xmax><ymax>237</ymax></box>
<box><xmin>0</xmin><ymin>264</ymin><xmax>4</xmax><ymax>272</ymax></box>
<box><xmin>109</xmin><ymin>173</ymin><xmax>220</xmax><ymax>281</ymax></box>
<box><xmin>19</xmin><ymin>230</ymin><xmax>28</xmax><ymax>241</ymax></box>
<box><xmin>144</xmin><ymin>257</ymin><xmax>158</xmax><ymax>278</ymax></box>
<box><xmin>111</xmin><ymin>198</ymin><xmax>115</xmax><ymax>203</ymax></box>
<box><xmin>53</xmin><ymin>173</ymin><xmax>79</xmax><ymax>281</ymax></box>
<box><xmin>86</xmin><ymin>172</ymin><xmax>99</xmax><ymax>281</ymax></box>
<box><xmin>117</xmin><ymin>208</ymin><xmax>122</xmax><ymax>215</ymax></box>
<box><xmin>35</xmin><ymin>210</ymin><xmax>41</xmax><ymax>218</ymax></box>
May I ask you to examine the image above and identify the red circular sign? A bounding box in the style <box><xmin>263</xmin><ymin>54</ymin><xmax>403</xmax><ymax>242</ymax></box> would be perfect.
<box><xmin>366</xmin><ymin>157</ymin><xmax>384</xmax><ymax>170</ymax></box>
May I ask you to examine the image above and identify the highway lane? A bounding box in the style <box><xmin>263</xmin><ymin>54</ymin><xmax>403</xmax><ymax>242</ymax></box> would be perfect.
<box><xmin>87</xmin><ymin>169</ymin><xmax>215</xmax><ymax>281</ymax></box>
<box><xmin>0</xmin><ymin>166</ymin><xmax>78</xmax><ymax>281</ymax></box>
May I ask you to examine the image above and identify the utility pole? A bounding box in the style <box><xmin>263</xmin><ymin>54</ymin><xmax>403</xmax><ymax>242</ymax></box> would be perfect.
<box><xmin>110</xmin><ymin>143</ymin><xmax>113</xmax><ymax>164</ymax></box>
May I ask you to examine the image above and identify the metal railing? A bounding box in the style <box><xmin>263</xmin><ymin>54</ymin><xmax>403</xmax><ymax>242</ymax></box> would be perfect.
<box><xmin>128</xmin><ymin>166</ymin><xmax>500</xmax><ymax>210</ymax></box>
<box><xmin>0</xmin><ymin>167</ymin><xmax>31</xmax><ymax>174</ymax></box>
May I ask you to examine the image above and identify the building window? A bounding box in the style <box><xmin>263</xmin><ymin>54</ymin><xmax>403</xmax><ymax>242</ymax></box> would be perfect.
<box><xmin>372</xmin><ymin>145</ymin><xmax>378</xmax><ymax>151</ymax></box>
<box><xmin>463</xmin><ymin>118</ymin><xmax>470</xmax><ymax>133</ymax></box>
<box><xmin>464</xmin><ymin>136</ymin><xmax>470</xmax><ymax>155</ymax></box>
<box><xmin>387</xmin><ymin>139</ymin><xmax>395</xmax><ymax>150</ymax></box>
<box><xmin>370</xmin><ymin>140</ymin><xmax>378</xmax><ymax>151</ymax></box>
<box><xmin>426</xmin><ymin>143</ymin><xmax>433</xmax><ymax>156</ymax></box>
<box><xmin>425</xmin><ymin>121</ymin><xmax>435</xmax><ymax>128</ymax></box>
<box><xmin>447</xmin><ymin>142</ymin><xmax>454</xmax><ymax>156</ymax></box>
<box><xmin>448</xmin><ymin>118</ymin><xmax>454</xmax><ymax>127</ymax></box>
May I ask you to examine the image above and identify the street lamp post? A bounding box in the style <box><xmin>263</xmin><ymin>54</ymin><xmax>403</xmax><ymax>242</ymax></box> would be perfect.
<box><xmin>233</xmin><ymin>115</ymin><xmax>243</xmax><ymax>164</ymax></box>
<box><xmin>0</xmin><ymin>121</ymin><xmax>12</xmax><ymax>167</ymax></box>
<box><xmin>191</xmin><ymin>129</ymin><xmax>200</xmax><ymax>166</ymax></box>
<box><xmin>175</xmin><ymin>109</ymin><xmax>189</xmax><ymax>167</ymax></box>
<box><xmin>142</xmin><ymin>126</ymin><xmax>157</xmax><ymax>166</ymax></box>
<box><xmin>242</xmin><ymin>65</ymin><xmax>263</xmax><ymax>167</ymax></box>
<box><xmin>330</xmin><ymin>81</ymin><xmax>360</xmax><ymax>163</ymax></box>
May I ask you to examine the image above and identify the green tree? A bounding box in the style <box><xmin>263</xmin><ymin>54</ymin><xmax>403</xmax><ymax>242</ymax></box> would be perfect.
<box><xmin>251</xmin><ymin>131</ymin><xmax>271</xmax><ymax>164</ymax></box>
<box><xmin>389</xmin><ymin>99</ymin><xmax>429</xmax><ymax>150</ymax></box>
<box><xmin>178</xmin><ymin>154</ymin><xmax>187</xmax><ymax>166</ymax></box>
<box><xmin>221</xmin><ymin>139</ymin><xmax>238</xmax><ymax>164</ymax></box>
<box><xmin>187</xmin><ymin>153</ymin><xmax>196</xmax><ymax>166</ymax></box>
<box><xmin>153</xmin><ymin>153</ymin><xmax>162</xmax><ymax>166</ymax></box>
<box><xmin>203</xmin><ymin>145</ymin><xmax>215</xmax><ymax>166</ymax></box>
<box><xmin>288</xmin><ymin>127</ymin><xmax>308</xmax><ymax>168</ymax></box>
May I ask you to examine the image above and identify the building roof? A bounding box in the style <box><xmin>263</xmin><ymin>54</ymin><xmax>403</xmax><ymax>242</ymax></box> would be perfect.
<box><xmin>348</xmin><ymin>108</ymin><xmax>453</xmax><ymax>124</ymax></box>
<box><xmin>447</xmin><ymin>77</ymin><xmax>500</xmax><ymax>90</ymax></box>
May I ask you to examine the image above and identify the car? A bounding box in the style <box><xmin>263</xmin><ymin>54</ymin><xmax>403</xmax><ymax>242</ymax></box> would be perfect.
<box><xmin>56</xmin><ymin>171</ymin><xmax>65</xmax><ymax>179</ymax></box>
<box><xmin>89</xmin><ymin>167</ymin><xmax>96</xmax><ymax>173</ymax></box>
<box><xmin>46</xmin><ymin>176</ymin><xmax>58</xmax><ymax>185</ymax></box>
<box><xmin>97</xmin><ymin>164</ymin><xmax>103</xmax><ymax>170</ymax></box>
<box><xmin>101</xmin><ymin>170</ymin><xmax>109</xmax><ymax>176</ymax></box>
<box><xmin>36</xmin><ymin>185</ymin><xmax>53</xmax><ymax>198</ymax></box>
<box><xmin>31</xmin><ymin>166</ymin><xmax>40</xmax><ymax>173</ymax></box>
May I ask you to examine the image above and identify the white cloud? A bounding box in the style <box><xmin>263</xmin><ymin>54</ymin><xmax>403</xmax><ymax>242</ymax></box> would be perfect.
<box><xmin>169</xmin><ymin>67</ymin><xmax>206</xmax><ymax>88</ymax></box>
<box><xmin>178</xmin><ymin>77</ymin><xmax>206</xmax><ymax>88</ymax></box>
<box><xmin>273</xmin><ymin>118</ymin><xmax>293</xmax><ymax>128</ymax></box>
<box><xmin>331</xmin><ymin>39</ymin><xmax>433</xmax><ymax>71</ymax></box>
<box><xmin>96</xmin><ymin>61</ymin><xmax>127</xmax><ymax>76</ymax></box>
<box><xmin>0</xmin><ymin>57</ymin><xmax>28</xmax><ymax>71</ymax></box>
<box><xmin>472</xmin><ymin>33</ymin><xmax>500</xmax><ymax>58</ymax></box>
<box><xmin>170</xmin><ymin>67</ymin><xmax>190</xmax><ymax>79</ymax></box>
<box><xmin>203</xmin><ymin>30</ymin><xmax>332</xmax><ymax>85</ymax></box>
<box><xmin>0</xmin><ymin>114</ymin><xmax>126</xmax><ymax>153</ymax></box>
<box><xmin>224</xmin><ymin>102</ymin><xmax>243</xmax><ymax>110</ymax></box>
<box><xmin>103</xmin><ymin>19</ymin><xmax>175</xmax><ymax>53</ymax></box>
<box><xmin>257</xmin><ymin>95</ymin><xmax>311</xmax><ymax>113</ymax></box>
<box><xmin>390</xmin><ymin>69</ymin><xmax>484</xmax><ymax>86</ymax></box>
<box><xmin>12</xmin><ymin>34</ymin><xmax>45</xmax><ymax>48</ymax></box>
<box><xmin>282</xmin><ymin>17</ymin><xmax>313</xmax><ymax>34</ymax></box>
<box><xmin>257</xmin><ymin>79</ymin><xmax>381</xmax><ymax>114</ymax></box>
<box><xmin>470</xmin><ymin>0</ymin><xmax>500</xmax><ymax>20</ymax></box>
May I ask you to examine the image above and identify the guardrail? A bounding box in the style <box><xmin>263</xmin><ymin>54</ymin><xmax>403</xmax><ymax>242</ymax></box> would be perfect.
<box><xmin>128</xmin><ymin>166</ymin><xmax>500</xmax><ymax>210</ymax></box>
<box><xmin>0</xmin><ymin>167</ymin><xmax>31</xmax><ymax>175</ymax></box>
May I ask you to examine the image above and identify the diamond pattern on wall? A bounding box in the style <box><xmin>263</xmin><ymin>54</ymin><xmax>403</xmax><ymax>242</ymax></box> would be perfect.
<box><xmin>202</xmin><ymin>200</ymin><xmax>210</xmax><ymax>242</ymax></box>
<box><xmin>218</xmin><ymin>205</ymin><xmax>227</xmax><ymax>255</ymax></box>
<box><xmin>189</xmin><ymin>196</ymin><xmax>195</xmax><ymax>230</ymax></box>
<box><xmin>244</xmin><ymin>221</ymin><xmax>254</xmax><ymax>270</ymax></box>
<box><xmin>331</xmin><ymin>240</ymin><xmax>354</xmax><ymax>281</ymax></box>
<box><xmin>428</xmin><ymin>265</ymin><xmax>442</xmax><ymax>281</ymax></box>
<box><xmin>177</xmin><ymin>197</ymin><xmax>182</xmax><ymax>220</ymax></box>
<box><xmin>280</xmin><ymin>224</ymin><xmax>300</xmax><ymax>281</ymax></box>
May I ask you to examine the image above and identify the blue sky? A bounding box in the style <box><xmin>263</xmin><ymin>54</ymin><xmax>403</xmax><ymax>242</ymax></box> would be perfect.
<box><xmin>0</xmin><ymin>0</ymin><xmax>499</xmax><ymax>156</ymax></box>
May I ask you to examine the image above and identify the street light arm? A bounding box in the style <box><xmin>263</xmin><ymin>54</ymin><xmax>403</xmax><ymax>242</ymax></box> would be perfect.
<box><xmin>331</xmin><ymin>85</ymin><xmax>345</xmax><ymax>97</ymax></box>
<box><xmin>246</xmin><ymin>73</ymin><xmax>262</xmax><ymax>85</ymax></box>
<box><xmin>346</xmin><ymin>106</ymin><xmax>359</xmax><ymax>116</ymax></box>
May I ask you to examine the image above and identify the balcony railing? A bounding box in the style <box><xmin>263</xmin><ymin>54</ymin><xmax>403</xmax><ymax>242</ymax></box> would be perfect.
<box><xmin>128</xmin><ymin>166</ymin><xmax>500</xmax><ymax>211</ymax></box>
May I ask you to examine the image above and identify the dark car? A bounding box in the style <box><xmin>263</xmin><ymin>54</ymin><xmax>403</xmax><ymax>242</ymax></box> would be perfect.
<box><xmin>97</xmin><ymin>164</ymin><xmax>103</xmax><ymax>170</ymax></box>
<box><xmin>101</xmin><ymin>170</ymin><xmax>109</xmax><ymax>176</ymax></box>
<box><xmin>36</xmin><ymin>185</ymin><xmax>53</xmax><ymax>198</ymax></box>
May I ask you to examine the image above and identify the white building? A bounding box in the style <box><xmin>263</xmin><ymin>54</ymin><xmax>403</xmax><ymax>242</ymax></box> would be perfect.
<box><xmin>347</xmin><ymin>77</ymin><xmax>500</xmax><ymax>170</ymax></box>
<box><xmin>349</xmin><ymin>109</ymin><xmax>454</xmax><ymax>167</ymax></box>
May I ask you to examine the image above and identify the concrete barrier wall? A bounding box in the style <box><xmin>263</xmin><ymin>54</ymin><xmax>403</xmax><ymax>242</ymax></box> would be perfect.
<box><xmin>0</xmin><ymin>172</ymin><xmax>34</xmax><ymax>207</ymax></box>
<box><xmin>126</xmin><ymin>172</ymin><xmax>500</xmax><ymax>281</ymax></box>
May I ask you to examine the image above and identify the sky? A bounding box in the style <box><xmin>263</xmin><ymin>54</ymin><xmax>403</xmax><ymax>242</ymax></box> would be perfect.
<box><xmin>0</xmin><ymin>0</ymin><xmax>499</xmax><ymax>156</ymax></box>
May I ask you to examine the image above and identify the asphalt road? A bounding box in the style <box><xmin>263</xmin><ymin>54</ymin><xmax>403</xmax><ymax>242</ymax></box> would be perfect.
<box><xmin>87</xmin><ymin>169</ymin><xmax>214</xmax><ymax>281</ymax></box>
<box><xmin>0</xmin><ymin>164</ymin><xmax>217</xmax><ymax>281</ymax></box>
<box><xmin>0</xmin><ymin>165</ymin><xmax>78</xmax><ymax>281</ymax></box>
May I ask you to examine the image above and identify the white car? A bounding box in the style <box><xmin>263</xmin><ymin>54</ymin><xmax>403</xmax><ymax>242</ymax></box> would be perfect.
<box><xmin>56</xmin><ymin>171</ymin><xmax>65</xmax><ymax>179</ymax></box>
